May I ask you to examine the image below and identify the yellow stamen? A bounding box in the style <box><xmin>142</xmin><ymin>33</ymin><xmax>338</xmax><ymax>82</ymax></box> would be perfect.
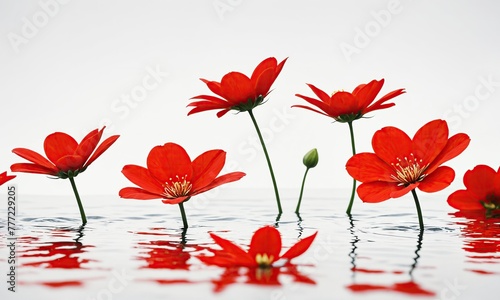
<box><xmin>163</xmin><ymin>174</ymin><xmax>192</xmax><ymax>198</ymax></box>
<box><xmin>255</xmin><ymin>253</ymin><xmax>274</xmax><ymax>268</ymax></box>
<box><xmin>390</xmin><ymin>153</ymin><xmax>429</xmax><ymax>186</ymax></box>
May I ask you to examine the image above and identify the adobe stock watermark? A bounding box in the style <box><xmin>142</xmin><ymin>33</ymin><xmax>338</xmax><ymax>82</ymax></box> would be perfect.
<box><xmin>340</xmin><ymin>0</ymin><xmax>403</xmax><ymax>62</ymax></box>
<box><xmin>185</xmin><ymin>106</ymin><xmax>296</xmax><ymax>212</ymax></box>
<box><xmin>442</xmin><ymin>75</ymin><xmax>500</xmax><ymax>130</ymax></box>
<box><xmin>7</xmin><ymin>0</ymin><xmax>71</xmax><ymax>53</ymax></box>
<box><xmin>213</xmin><ymin>0</ymin><xmax>243</xmax><ymax>21</ymax></box>
<box><xmin>85</xmin><ymin>269</ymin><xmax>131</xmax><ymax>300</ymax></box>
<box><xmin>439</xmin><ymin>278</ymin><xmax>467</xmax><ymax>300</ymax></box>
<box><xmin>97</xmin><ymin>64</ymin><xmax>169</xmax><ymax>135</ymax></box>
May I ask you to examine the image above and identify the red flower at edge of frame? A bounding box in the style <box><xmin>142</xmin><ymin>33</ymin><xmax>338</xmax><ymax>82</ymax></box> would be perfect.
<box><xmin>0</xmin><ymin>171</ymin><xmax>16</xmax><ymax>186</ymax></box>
<box><xmin>198</xmin><ymin>225</ymin><xmax>317</xmax><ymax>268</ymax></box>
<box><xmin>188</xmin><ymin>57</ymin><xmax>287</xmax><ymax>118</ymax></box>
<box><xmin>346</xmin><ymin>119</ymin><xmax>470</xmax><ymax>202</ymax></box>
<box><xmin>11</xmin><ymin>127</ymin><xmax>119</xmax><ymax>179</ymax></box>
<box><xmin>447</xmin><ymin>165</ymin><xmax>500</xmax><ymax>214</ymax></box>
<box><xmin>293</xmin><ymin>78</ymin><xmax>405</xmax><ymax>123</ymax></box>
<box><xmin>119</xmin><ymin>142</ymin><xmax>246</xmax><ymax>204</ymax></box>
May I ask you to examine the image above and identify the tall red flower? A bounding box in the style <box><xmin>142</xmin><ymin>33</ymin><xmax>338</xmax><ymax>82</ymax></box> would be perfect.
<box><xmin>11</xmin><ymin>127</ymin><xmax>119</xmax><ymax>179</ymax></box>
<box><xmin>0</xmin><ymin>171</ymin><xmax>15</xmax><ymax>185</ymax></box>
<box><xmin>346</xmin><ymin>119</ymin><xmax>470</xmax><ymax>203</ymax></box>
<box><xmin>293</xmin><ymin>78</ymin><xmax>405</xmax><ymax>123</ymax></box>
<box><xmin>188</xmin><ymin>57</ymin><xmax>287</xmax><ymax>118</ymax></box>
<box><xmin>119</xmin><ymin>143</ymin><xmax>245</xmax><ymax>228</ymax></box>
<box><xmin>10</xmin><ymin>127</ymin><xmax>119</xmax><ymax>225</ymax></box>
<box><xmin>447</xmin><ymin>165</ymin><xmax>500</xmax><ymax>216</ymax></box>
<box><xmin>198</xmin><ymin>225</ymin><xmax>317</xmax><ymax>268</ymax></box>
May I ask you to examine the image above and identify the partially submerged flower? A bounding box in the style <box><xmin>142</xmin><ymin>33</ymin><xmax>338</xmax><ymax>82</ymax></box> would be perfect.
<box><xmin>119</xmin><ymin>142</ymin><xmax>245</xmax><ymax>204</ymax></box>
<box><xmin>11</xmin><ymin>127</ymin><xmax>119</xmax><ymax>179</ymax></box>
<box><xmin>198</xmin><ymin>225</ymin><xmax>317</xmax><ymax>268</ymax></box>
<box><xmin>346</xmin><ymin>119</ymin><xmax>470</xmax><ymax>202</ymax></box>
<box><xmin>188</xmin><ymin>57</ymin><xmax>287</xmax><ymax>117</ymax></box>
<box><xmin>293</xmin><ymin>79</ymin><xmax>405</xmax><ymax>123</ymax></box>
<box><xmin>448</xmin><ymin>165</ymin><xmax>500</xmax><ymax>217</ymax></box>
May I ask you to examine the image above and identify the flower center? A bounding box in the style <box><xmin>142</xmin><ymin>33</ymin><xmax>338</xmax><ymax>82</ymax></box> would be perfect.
<box><xmin>255</xmin><ymin>253</ymin><xmax>274</xmax><ymax>268</ymax></box>
<box><xmin>390</xmin><ymin>153</ymin><xmax>429</xmax><ymax>186</ymax></box>
<box><xmin>163</xmin><ymin>175</ymin><xmax>192</xmax><ymax>198</ymax></box>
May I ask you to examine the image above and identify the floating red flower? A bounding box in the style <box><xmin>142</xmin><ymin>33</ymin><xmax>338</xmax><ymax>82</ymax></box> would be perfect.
<box><xmin>346</xmin><ymin>119</ymin><xmax>470</xmax><ymax>202</ymax></box>
<box><xmin>0</xmin><ymin>171</ymin><xmax>15</xmax><ymax>185</ymax></box>
<box><xmin>119</xmin><ymin>143</ymin><xmax>245</xmax><ymax>228</ymax></box>
<box><xmin>198</xmin><ymin>225</ymin><xmax>317</xmax><ymax>268</ymax></box>
<box><xmin>188</xmin><ymin>57</ymin><xmax>287</xmax><ymax>118</ymax></box>
<box><xmin>119</xmin><ymin>142</ymin><xmax>245</xmax><ymax>204</ymax></box>
<box><xmin>293</xmin><ymin>78</ymin><xmax>405</xmax><ymax>123</ymax></box>
<box><xmin>447</xmin><ymin>165</ymin><xmax>500</xmax><ymax>216</ymax></box>
<box><xmin>11</xmin><ymin>127</ymin><xmax>119</xmax><ymax>179</ymax></box>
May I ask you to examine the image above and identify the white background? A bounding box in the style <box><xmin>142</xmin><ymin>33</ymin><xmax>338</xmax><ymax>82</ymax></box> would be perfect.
<box><xmin>1</xmin><ymin>0</ymin><xmax>499</xmax><ymax>196</ymax></box>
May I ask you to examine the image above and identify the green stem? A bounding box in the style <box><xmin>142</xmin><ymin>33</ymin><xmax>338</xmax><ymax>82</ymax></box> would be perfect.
<box><xmin>295</xmin><ymin>168</ymin><xmax>310</xmax><ymax>213</ymax></box>
<box><xmin>69</xmin><ymin>177</ymin><xmax>87</xmax><ymax>225</ymax></box>
<box><xmin>411</xmin><ymin>189</ymin><xmax>424</xmax><ymax>231</ymax></box>
<box><xmin>178</xmin><ymin>201</ymin><xmax>189</xmax><ymax>230</ymax></box>
<box><xmin>248</xmin><ymin>109</ymin><xmax>282</xmax><ymax>214</ymax></box>
<box><xmin>346</xmin><ymin>121</ymin><xmax>357</xmax><ymax>215</ymax></box>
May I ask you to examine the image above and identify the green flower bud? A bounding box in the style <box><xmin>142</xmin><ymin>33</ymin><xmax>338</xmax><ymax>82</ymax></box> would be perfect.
<box><xmin>303</xmin><ymin>148</ymin><xmax>319</xmax><ymax>169</ymax></box>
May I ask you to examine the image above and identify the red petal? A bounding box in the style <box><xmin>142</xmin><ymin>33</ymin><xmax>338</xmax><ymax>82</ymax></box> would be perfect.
<box><xmin>418</xmin><ymin>166</ymin><xmax>454</xmax><ymax>192</ymax></box>
<box><xmin>248</xmin><ymin>226</ymin><xmax>281</xmax><ymax>265</ymax></box>
<box><xmin>121</xmin><ymin>165</ymin><xmax>164</xmax><ymax>195</ymax></box>
<box><xmin>294</xmin><ymin>94</ymin><xmax>333</xmax><ymax>116</ymax></box>
<box><xmin>191</xmin><ymin>150</ymin><xmax>225</xmax><ymax>191</ymax></box>
<box><xmin>0</xmin><ymin>172</ymin><xmax>15</xmax><ymax>185</ymax></box>
<box><xmin>372</xmin><ymin>126</ymin><xmax>412</xmax><ymax>166</ymax></box>
<box><xmin>306</xmin><ymin>83</ymin><xmax>331</xmax><ymax>103</ymax></box>
<box><xmin>346</xmin><ymin>153</ymin><xmax>396</xmax><ymax>182</ymax></box>
<box><xmin>11</xmin><ymin>148</ymin><xmax>56</xmax><ymax>171</ymax></box>
<box><xmin>462</xmin><ymin>165</ymin><xmax>496</xmax><ymax>200</ymax></box>
<box><xmin>209</xmin><ymin>233</ymin><xmax>255</xmax><ymax>267</ymax></box>
<box><xmin>10</xmin><ymin>163</ymin><xmax>55</xmax><ymax>175</ymax></box>
<box><xmin>55</xmin><ymin>155</ymin><xmax>85</xmax><ymax>172</ymax></box>
<box><xmin>219</xmin><ymin>72</ymin><xmax>254</xmax><ymax>104</ymax></box>
<box><xmin>352</xmin><ymin>79</ymin><xmax>383</xmax><ymax>111</ymax></box>
<box><xmin>330</xmin><ymin>92</ymin><xmax>360</xmax><ymax>116</ymax></box>
<box><xmin>281</xmin><ymin>232</ymin><xmax>318</xmax><ymax>260</ymax></box>
<box><xmin>44</xmin><ymin>132</ymin><xmax>78</xmax><ymax>165</ymax></box>
<box><xmin>253</xmin><ymin>67</ymin><xmax>276</xmax><ymax>98</ymax></box>
<box><xmin>389</xmin><ymin>183</ymin><xmax>418</xmax><ymax>198</ymax></box>
<box><xmin>192</xmin><ymin>172</ymin><xmax>245</xmax><ymax>195</ymax></box>
<box><xmin>75</xmin><ymin>129</ymin><xmax>101</xmax><ymax>164</ymax></box>
<box><xmin>216</xmin><ymin>109</ymin><xmax>231</xmax><ymax>118</ymax></box>
<box><xmin>119</xmin><ymin>187</ymin><xmax>162</xmax><ymax>200</ymax></box>
<box><xmin>251</xmin><ymin>57</ymin><xmax>277</xmax><ymax>83</ymax></box>
<box><xmin>161</xmin><ymin>196</ymin><xmax>190</xmax><ymax>204</ymax></box>
<box><xmin>357</xmin><ymin>181</ymin><xmax>407</xmax><ymax>202</ymax></box>
<box><xmin>426</xmin><ymin>133</ymin><xmax>470</xmax><ymax>174</ymax></box>
<box><xmin>447</xmin><ymin>190</ymin><xmax>484</xmax><ymax>211</ymax></box>
<box><xmin>84</xmin><ymin>134</ymin><xmax>120</xmax><ymax>168</ymax></box>
<box><xmin>291</xmin><ymin>105</ymin><xmax>330</xmax><ymax>118</ymax></box>
<box><xmin>146</xmin><ymin>143</ymin><xmax>193</xmax><ymax>184</ymax></box>
<box><xmin>364</xmin><ymin>88</ymin><xmax>406</xmax><ymax>114</ymax></box>
<box><xmin>200</xmin><ymin>78</ymin><xmax>223</xmax><ymax>97</ymax></box>
<box><xmin>412</xmin><ymin>119</ymin><xmax>449</xmax><ymax>166</ymax></box>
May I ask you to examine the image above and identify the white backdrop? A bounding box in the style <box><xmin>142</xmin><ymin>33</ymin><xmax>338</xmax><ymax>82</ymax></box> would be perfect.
<box><xmin>1</xmin><ymin>0</ymin><xmax>499</xmax><ymax>196</ymax></box>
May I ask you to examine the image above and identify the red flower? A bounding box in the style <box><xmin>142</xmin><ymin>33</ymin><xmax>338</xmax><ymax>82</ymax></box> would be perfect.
<box><xmin>188</xmin><ymin>57</ymin><xmax>287</xmax><ymax>118</ymax></box>
<box><xmin>119</xmin><ymin>143</ymin><xmax>245</xmax><ymax>204</ymax></box>
<box><xmin>198</xmin><ymin>225</ymin><xmax>317</xmax><ymax>268</ymax></box>
<box><xmin>447</xmin><ymin>165</ymin><xmax>500</xmax><ymax>215</ymax></box>
<box><xmin>346</xmin><ymin>119</ymin><xmax>470</xmax><ymax>202</ymax></box>
<box><xmin>0</xmin><ymin>171</ymin><xmax>15</xmax><ymax>185</ymax></box>
<box><xmin>293</xmin><ymin>79</ymin><xmax>405</xmax><ymax>123</ymax></box>
<box><xmin>11</xmin><ymin>127</ymin><xmax>119</xmax><ymax>179</ymax></box>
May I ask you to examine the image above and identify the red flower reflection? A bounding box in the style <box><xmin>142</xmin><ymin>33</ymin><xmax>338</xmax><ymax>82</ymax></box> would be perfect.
<box><xmin>188</xmin><ymin>57</ymin><xmax>287</xmax><ymax>117</ymax></box>
<box><xmin>119</xmin><ymin>142</ymin><xmax>245</xmax><ymax>204</ymax></box>
<box><xmin>136</xmin><ymin>240</ymin><xmax>201</xmax><ymax>270</ymax></box>
<box><xmin>451</xmin><ymin>211</ymin><xmax>500</xmax><ymax>275</ymax></box>
<box><xmin>448</xmin><ymin>165</ymin><xmax>500</xmax><ymax>216</ymax></box>
<box><xmin>347</xmin><ymin>281</ymin><xmax>435</xmax><ymax>296</ymax></box>
<box><xmin>210</xmin><ymin>265</ymin><xmax>315</xmax><ymax>293</ymax></box>
<box><xmin>0</xmin><ymin>171</ymin><xmax>15</xmax><ymax>185</ymax></box>
<box><xmin>293</xmin><ymin>79</ymin><xmax>405</xmax><ymax>123</ymax></box>
<box><xmin>346</xmin><ymin>119</ymin><xmax>470</xmax><ymax>202</ymax></box>
<box><xmin>11</xmin><ymin>127</ymin><xmax>119</xmax><ymax>179</ymax></box>
<box><xmin>198</xmin><ymin>226</ymin><xmax>317</xmax><ymax>268</ymax></box>
<box><xmin>20</xmin><ymin>240</ymin><xmax>95</xmax><ymax>269</ymax></box>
